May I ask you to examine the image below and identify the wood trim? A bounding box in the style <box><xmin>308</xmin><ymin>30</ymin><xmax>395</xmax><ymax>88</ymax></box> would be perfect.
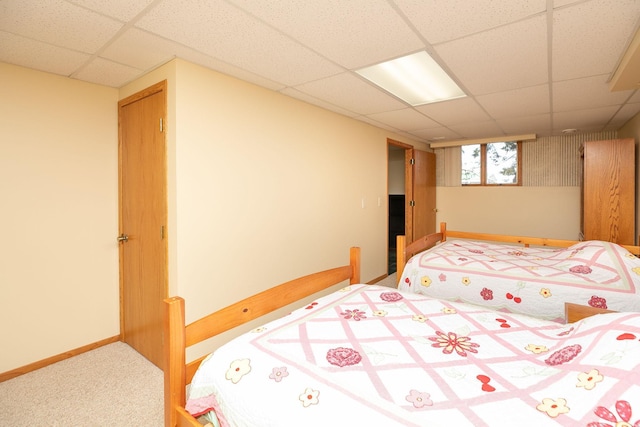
<box><xmin>395</xmin><ymin>222</ymin><xmax>640</xmax><ymax>282</ymax></box>
<box><xmin>118</xmin><ymin>80</ymin><xmax>167</xmax><ymax>107</ymax></box>
<box><xmin>118</xmin><ymin>79</ymin><xmax>169</xmax><ymax>368</ymax></box>
<box><xmin>368</xmin><ymin>274</ymin><xmax>389</xmax><ymax>284</ymax></box>
<box><xmin>565</xmin><ymin>302</ymin><xmax>615</xmax><ymax>323</ymax></box>
<box><xmin>185</xmin><ymin>265</ymin><xmax>355</xmax><ymax>346</ymax></box>
<box><xmin>0</xmin><ymin>335</ymin><xmax>120</xmax><ymax>383</ymax></box>
<box><xmin>396</xmin><ymin>232</ymin><xmax>444</xmax><ymax>284</ymax></box>
<box><xmin>164</xmin><ymin>247</ymin><xmax>361</xmax><ymax>427</ymax></box>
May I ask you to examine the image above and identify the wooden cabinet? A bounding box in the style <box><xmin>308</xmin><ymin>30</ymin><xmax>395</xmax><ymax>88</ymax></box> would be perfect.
<box><xmin>582</xmin><ymin>138</ymin><xmax>635</xmax><ymax>245</ymax></box>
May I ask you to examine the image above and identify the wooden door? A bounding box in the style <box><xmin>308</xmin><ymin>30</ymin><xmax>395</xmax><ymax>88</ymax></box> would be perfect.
<box><xmin>404</xmin><ymin>148</ymin><xmax>436</xmax><ymax>244</ymax></box>
<box><xmin>118</xmin><ymin>81</ymin><xmax>168</xmax><ymax>369</ymax></box>
<box><xmin>583</xmin><ymin>138</ymin><xmax>635</xmax><ymax>245</ymax></box>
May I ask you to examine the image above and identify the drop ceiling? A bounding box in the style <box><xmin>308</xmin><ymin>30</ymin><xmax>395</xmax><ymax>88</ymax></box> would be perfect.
<box><xmin>1</xmin><ymin>0</ymin><xmax>639</xmax><ymax>143</ymax></box>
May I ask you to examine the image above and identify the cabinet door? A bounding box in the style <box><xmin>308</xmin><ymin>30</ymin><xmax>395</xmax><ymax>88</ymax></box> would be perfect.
<box><xmin>583</xmin><ymin>139</ymin><xmax>635</xmax><ymax>245</ymax></box>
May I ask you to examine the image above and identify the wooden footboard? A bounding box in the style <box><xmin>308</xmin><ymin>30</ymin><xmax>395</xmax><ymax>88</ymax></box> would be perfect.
<box><xmin>163</xmin><ymin>247</ymin><xmax>361</xmax><ymax>427</ymax></box>
<box><xmin>565</xmin><ymin>302</ymin><xmax>615</xmax><ymax>323</ymax></box>
<box><xmin>396</xmin><ymin>222</ymin><xmax>640</xmax><ymax>284</ymax></box>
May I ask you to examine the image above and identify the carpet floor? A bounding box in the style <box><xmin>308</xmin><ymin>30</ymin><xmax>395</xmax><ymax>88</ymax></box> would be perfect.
<box><xmin>0</xmin><ymin>342</ymin><xmax>163</xmax><ymax>426</ymax></box>
<box><xmin>0</xmin><ymin>274</ymin><xmax>398</xmax><ymax>426</ymax></box>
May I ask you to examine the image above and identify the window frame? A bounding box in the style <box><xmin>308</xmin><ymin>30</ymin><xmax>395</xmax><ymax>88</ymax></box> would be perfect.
<box><xmin>461</xmin><ymin>141</ymin><xmax>522</xmax><ymax>186</ymax></box>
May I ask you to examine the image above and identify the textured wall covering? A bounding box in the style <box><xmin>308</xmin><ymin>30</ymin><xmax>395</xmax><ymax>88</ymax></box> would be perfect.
<box><xmin>522</xmin><ymin>131</ymin><xmax>618</xmax><ymax>186</ymax></box>
<box><xmin>436</xmin><ymin>130</ymin><xmax>619</xmax><ymax>187</ymax></box>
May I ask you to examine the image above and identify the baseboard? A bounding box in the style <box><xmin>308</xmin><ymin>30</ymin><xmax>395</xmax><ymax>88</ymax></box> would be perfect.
<box><xmin>0</xmin><ymin>335</ymin><xmax>121</xmax><ymax>383</ymax></box>
<box><xmin>368</xmin><ymin>274</ymin><xmax>389</xmax><ymax>284</ymax></box>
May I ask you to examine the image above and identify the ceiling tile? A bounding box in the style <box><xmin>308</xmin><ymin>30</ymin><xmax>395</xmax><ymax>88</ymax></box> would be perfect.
<box><xmin>365</xmin><ymin>108</ymin><xmax>440</xmax><ymax>131</ymax></box>
<box><xmin>292</xmin><ymin>73</ymin><xmax>407</xmax><ymax>115</ymax></box>
<box><xmin>0</xmin><ymin>31</ymin><xmax>90</xmax><ymax>76</ymax></box>
<box><xmin>553</xmin><ymin>0</ymin><xmax>583</xmax><ymax>7</ymax></box>
<box><xmin>415</xmin><ymin>97</ymin><xmax>490</xmax><ymax>126</ymax></box>
<box><xmin>279</xmin><ymin>87</ymin><xmax>358</xmax><ymax>117</ymax></box>
<box><xmin>135</xmin><ymin>0</ymin><xmax>343</xmax><ymax>86</ymax></box>
<box><xmin>184</xmin><ymin>52</ymin><xmax>286</xmax><ymax>92</ymax></box>
<box><xmin>553</xmin><ymin>74</ymin><xmax>633</xmax><ymax>112</ymax></box>
<box><xmin>228</xmin><ymin>0</ymin><xmax>424</xmax><ymax>69</ymax></box>
<box><xmin>610</xmin><ymin>102</ymin><xmax>640</xmax><ymax>128</ymax></box>
<box><xmin>72</xmin><ymin>57</ymin><xmax>142</xmax><ymax>87</ymax></box>
<box><xmin>101</xmin><ymin>28</ymin><xmax>179</xmax><ymax>71</ymax></box>
<box><xmin>1</xmin><ymin>0</ymin><xmax>638</xmax><ymax>140</ymax></box>
<box><xmin>629</xmin><ymin>91</ymin><xmax>640</xmax><ymax>103</ymax></box>
<box><xmin>395</xmin><ymin>0</ymin><xmax>547</xmax><ymax>44</ymax></box>
<box><xmin>447</xmin><ymin>120</ymin><xmax>505</xmax><ymax>139</ymax></box>
<box><xmin>552</xmin><ymin>105</ymin><xmax>621</xmax><ymax>132</ymax></box>
<box><xmin>496</xmin><ymin>114</ymin><xmax>552</xmax><ymax>136</ymax></box>
<box><xmin>436</xmin><ymin>15</ymin><xmax>548</xmax><ymax>95</ymax></box>
<box><xmin>354</xmin><ymin>116</ymin><xmax>401</xmax><ymax>132</ymax></box>
<box><xmin>409</xmin><ymin>127</ymin><xmax>463</xmax><ymax>141</ymax></box>
<box><xmin>552</xmin><ymin>0</ymin><xmax>640</xmax><ymax>81</ymax></box>
<box><xmin>67</xmin><ymin>0</ymin><xmax>156</xmax><ymax>21</ymax></box>
<box><xmin>0</xmin><ymin>0</ymin><xmax>123</xmax><ymax>53</ymax></box>
<box><xmin>476</xmin><ymin>84</ymin><xmax>550</xmax><ymax>119</ymax></box>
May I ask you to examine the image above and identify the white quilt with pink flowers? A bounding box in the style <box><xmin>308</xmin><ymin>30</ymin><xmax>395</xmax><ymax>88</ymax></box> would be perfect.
<box><xmin>398</xmin><ymin>239</ymin><xmax>640</xmax><ymax>322</ymax></box>
<box><xmin>186</xmin><ymin>284</ymin><xmax>640</xmax><ymax>427</ymax></box>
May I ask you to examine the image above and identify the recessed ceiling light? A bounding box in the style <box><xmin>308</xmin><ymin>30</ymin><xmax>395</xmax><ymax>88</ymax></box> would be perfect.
<box><xmin>562</xmin><ymin>128</ymin><xmax>578</xmax><ymax>134</ymax></box>
<box><xmin>355</xmin><ymin>51</ymin><xmax>466</xmax><ymax>106</ymax></box>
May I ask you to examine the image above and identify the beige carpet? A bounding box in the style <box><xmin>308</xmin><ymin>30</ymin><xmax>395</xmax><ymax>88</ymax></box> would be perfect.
<box><xmin>0</xmin><ymin>342</ymin><xmax>163</xmax><ymax>427</ymax></box>
<box><xmin>373</xmin><ymin>272</ymin><xmax>398</xmax><ymax>288</ymax></box>
<box><xmin>0</xmin><ymin>274</ymin><xmax>398</xmax><ymax>427</ymax></box>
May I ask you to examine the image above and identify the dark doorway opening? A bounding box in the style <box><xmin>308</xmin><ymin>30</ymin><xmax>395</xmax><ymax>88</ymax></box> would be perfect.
<box><xmin>388</xmin><ymin>194</ymin><xmax>405</xmax><ymax>274</ymax></box>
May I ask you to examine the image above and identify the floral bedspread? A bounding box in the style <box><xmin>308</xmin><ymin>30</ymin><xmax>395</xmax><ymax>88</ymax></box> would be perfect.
<box><xmin>186</xmin><ymin>284</ymin><xmax>640</xmax><ymax>426</ymax></box>
<box><xmin>399</xmin><ymin>239</ymin><xmax>640</xmax><ymax>321</ymax></box>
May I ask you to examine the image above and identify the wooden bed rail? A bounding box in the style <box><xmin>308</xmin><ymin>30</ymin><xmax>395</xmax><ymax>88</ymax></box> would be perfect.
<box><xmin>164</xmin><ymin>247</ymin><xmax>361</xmax><ymax>427</ymax></box>
<box><xmin>396</xmin><ymin>222</ymin><xmax>640</xmax><ymax>284</ymax></box>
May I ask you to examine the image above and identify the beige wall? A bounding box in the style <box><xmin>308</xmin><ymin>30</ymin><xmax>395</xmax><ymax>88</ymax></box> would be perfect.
<box><xmin>436</xmin><ymin>187</ymin><xmax>581</xmax><ymax>239</ymax></box>
<box><xmin>0</xmin><ymin>63</ymin><xmax>119</xmax><ymax>372</ymax></box>
<box><xmin>436</xmin><ymin>118</ymin><xmax>640</xmax><ymax>242</ymax></box>
<box><xmin>1</xmin><ymin>59</ymin><xmax>425</xmax><ymax>372</ymax></box>
<box><xmin>388</xmin><ymin>148</ymin><xmax>405</xmax><ymax>194</ymax></box>
<box><xmin>169</xmin><ymin>60</ymin><xmax>421</xmax><ymax>326</ymax></box>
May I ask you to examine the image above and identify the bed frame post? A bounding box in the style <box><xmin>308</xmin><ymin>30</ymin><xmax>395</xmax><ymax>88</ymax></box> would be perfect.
<box><xmin>396</xmin><ymin>235</ymin><xmax>406</xmax><ymax>284</ymax></box>
<box><xmin>350</xmin><ymin>246</ymin><xmax>361</xmax><ymax>284</ymax></box>
<box><xmin>440</xmin><ymin>222</ymin><xmax>447</xmax><ymax>241</ymax></box>
<box><xmin>164</xmin><ymin>296</ymin><xmax>187</xmax><ymax>427</ymax></box>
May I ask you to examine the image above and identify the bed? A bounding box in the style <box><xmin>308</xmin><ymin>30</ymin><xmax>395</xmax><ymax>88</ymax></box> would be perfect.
<box><xmin>397</xmin><ymin>223</ymin><xmax>640</xmax><ymax>322</ymax></box>
<box><xmin>164</xmin><ymin>245</ymin><xmax>640</xmax><ymax>427</ymax></box>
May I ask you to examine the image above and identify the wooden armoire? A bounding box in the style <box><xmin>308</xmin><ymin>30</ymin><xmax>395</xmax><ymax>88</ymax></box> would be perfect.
<box><xmin>581</xmin><ymin>138</ymin><xmax>636</xmax><ymax>245</ymax></box>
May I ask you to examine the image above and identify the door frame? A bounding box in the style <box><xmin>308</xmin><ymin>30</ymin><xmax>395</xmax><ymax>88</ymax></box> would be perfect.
<box><xmin>388</xmin><ymin>138</ymin><xmax>414</xmax><ymax>241</ymax></box>
<box><xmin>117</xmin><ymin>80</ymin><xmax>169</xmax><ymax>366</ymax></box>
<box><xmin>387</xmin><ymin>138</ymin><xmax>436</xmax><ymax>273</ymax></box>
<box><xmin>387</xmin><ymin>139</ymin><xmax>414</xmax><ymax>273</ymax></box>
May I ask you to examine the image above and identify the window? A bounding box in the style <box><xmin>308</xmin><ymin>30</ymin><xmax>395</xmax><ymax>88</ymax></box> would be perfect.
<box><xmin>461</xmin><ymin>141</ymin><xmax>521</xmax><ymax>185</ymax></box>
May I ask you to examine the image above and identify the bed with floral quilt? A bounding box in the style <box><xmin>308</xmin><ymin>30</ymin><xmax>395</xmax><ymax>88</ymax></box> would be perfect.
<box><xmin>184</xmin><ymin>284</ymin><xmax>640</xmax><ymax>427</ymax></box>
<box><xmin>398</xmin><ymin>238</ymin><xmax>640</xmax><ymax>322</ymax></box>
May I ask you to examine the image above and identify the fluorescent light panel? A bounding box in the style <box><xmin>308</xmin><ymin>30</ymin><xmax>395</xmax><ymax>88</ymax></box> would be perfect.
<box><xmin>356</xmin><ymin>51</ymin><xmax>466</xmax><ymax>106</ymax></box>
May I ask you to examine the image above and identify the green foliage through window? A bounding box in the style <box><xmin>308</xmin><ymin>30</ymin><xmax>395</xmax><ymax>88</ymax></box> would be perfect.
<box><xmin>461</xmin><ymin>141</ymin><xmax>521</xmax><ymax>185</ymax></box>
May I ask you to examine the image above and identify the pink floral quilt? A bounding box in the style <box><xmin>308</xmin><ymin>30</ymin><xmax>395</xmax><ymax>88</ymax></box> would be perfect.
<box><xmin>186</xmin><ymin>284</ymin><xmax>640</xmax><ymax>426</ymax></box>
<box><xmin>399</xmin><ymin>239</ymin><xmax>640</xmax><ymax>322</ymax></box>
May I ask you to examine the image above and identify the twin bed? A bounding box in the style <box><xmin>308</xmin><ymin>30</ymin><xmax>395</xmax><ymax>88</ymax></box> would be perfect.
<box><xmin>164</xmin><ymin>224</ymin><xmax>640</xmax><ymax>426</ymax></box>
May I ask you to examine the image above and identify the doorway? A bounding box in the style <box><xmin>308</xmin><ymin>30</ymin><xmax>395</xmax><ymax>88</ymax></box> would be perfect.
<box><xmin>388</xmin><ymin>145</ymin><xmax>405</xmax><ymax>274</ymax></box>
<box><xmin>387</xmin><ymin>139</ymin><xmax>436</xmax><ymax>275</ymax></box>
<box><xmin>118</xmin><ymin>81</ymin><xmax>168</xmax><ymax>369</ymax></box>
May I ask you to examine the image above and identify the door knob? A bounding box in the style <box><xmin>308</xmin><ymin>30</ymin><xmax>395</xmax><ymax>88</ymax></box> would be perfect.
<box><xmin>117</xmin><ymin>234</ymin><xmax>129</xmax><ymax>243</ymax></box>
